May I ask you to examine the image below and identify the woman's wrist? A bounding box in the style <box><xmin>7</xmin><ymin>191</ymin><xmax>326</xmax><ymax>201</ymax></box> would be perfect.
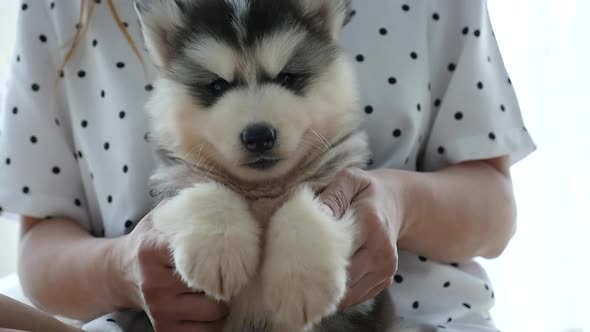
<box><xmin>366</xmin><ymin>168</ymin><xmax>415</xmax><ymax>241</ymax></box>
<box><xmin>104</xmin><ymin>235</ymin><xmax>140</xmax><ymax>310</ymax></box>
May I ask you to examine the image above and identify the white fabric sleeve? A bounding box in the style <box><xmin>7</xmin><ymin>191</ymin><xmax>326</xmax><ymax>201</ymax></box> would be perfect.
<box><xmin>421</xmin><ymin>0</ymin><xmax>536</xmax><ymax>172</ymax></box>
<box><xmin>0</xmin><ymin>3</ymin><xmax>90</xmax><ymax>228</ymax></box>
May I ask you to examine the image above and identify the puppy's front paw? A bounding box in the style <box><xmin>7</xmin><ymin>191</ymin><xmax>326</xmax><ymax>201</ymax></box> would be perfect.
<box><xmin>261</xmin><ymin>187</ymin><xmax>356</xmax><ymax>328</ymax></box>
<box><xmin>152</xmin><ymin>183</ymin><xmax>260</xmax><ymax>301</ymax></box>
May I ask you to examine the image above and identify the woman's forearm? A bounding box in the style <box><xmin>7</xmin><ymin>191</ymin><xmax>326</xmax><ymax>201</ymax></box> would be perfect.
<box><xmin>372</xmin><ymin>157</ymin><xmax>517</xmax><ymax>262</ymax></box>
<box><xmin>18</xmin><ymin>218</ymin><xmax>133</xmax><ymax>321</ymax></box>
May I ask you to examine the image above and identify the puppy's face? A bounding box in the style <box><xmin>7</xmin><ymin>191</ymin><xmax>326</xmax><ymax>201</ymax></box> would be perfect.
<box><xmin>137</xmin><ymin>0</ymin><xmax>358</xmax><ymax>181</ymax></box>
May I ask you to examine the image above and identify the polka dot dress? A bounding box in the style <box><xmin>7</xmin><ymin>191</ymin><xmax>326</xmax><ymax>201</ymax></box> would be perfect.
<box><xmin>0</xmin><ymin>1</ymin><xmax>535</xmax><ymax>331</ymax></box>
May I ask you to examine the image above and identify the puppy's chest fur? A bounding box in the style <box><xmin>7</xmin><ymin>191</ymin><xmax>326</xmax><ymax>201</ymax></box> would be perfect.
<box><xmin>149</xmin><ymin>131</ymin><xmax>370</xmax><ymax>221</ymax></box>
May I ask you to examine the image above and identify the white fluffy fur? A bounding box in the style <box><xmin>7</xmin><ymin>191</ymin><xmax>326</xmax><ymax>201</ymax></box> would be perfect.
<box><xmin>261</xmin><ymin>186</ymin><xmax>356</xmax><ymax>329</ymax></box>
<box><xmin>151</xmin><ymin>183</ymin><xmax>261</xmax><ymax>300</ymax></box>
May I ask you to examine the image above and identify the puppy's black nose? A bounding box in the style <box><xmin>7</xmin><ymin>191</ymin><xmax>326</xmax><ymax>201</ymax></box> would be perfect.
<box><xmin>241</xmin><ymin>124</ymin><xmax>277</xmax><ymax>153</ymax></box>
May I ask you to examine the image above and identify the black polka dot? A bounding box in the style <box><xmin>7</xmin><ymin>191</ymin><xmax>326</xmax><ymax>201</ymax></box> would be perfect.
<box><xmin>104</xmin><ymin>142</ymin><xmax>110</xmax><ymax>150</ymax></box>
<box><xmin>12</xmin><ymin>107</ymin><xmax>18</xmax><ymax>115</ymax></box>
<box><xmin>356</xmin><ymin>54</ymin><xmax>365</xmax><ymax>62</ymax></box>
<box><xmin>144</xmin><ymin>133</ymin><xmax>150</xmax><ymax>142</ymax></box>
<box><xmin>508</xmin><ymin>77</ymin><xmax>513</xmax><ymax>85</ymax></box>
<box><xmin>432</xmin><ymin>13</ymin><xmax>440</xmax><ymax>21</ymax></box>
<box><xmin>418</xmin><ymin>256</ymin><xmax>427</xmax><ymax>262</ymax></box>
<box><xmin>81</xmin><ymin>120</ymin><xmax>88</xmax><ymax>128</ymax></box>
<box><xmin>454</xmin><ymin>112</ymin><xmax>463</xmax><ymax>120</ymax></box>
<box><xmin>16</xmin><ymin>55</ymin><xmax>20</xmax><ymax>62</ymax></box>
<box><xmin>22</xmin><ymin>186</ymin><xmax>30</xmax><ymax>194</ymax></box>
<box><xmin>487</xmin><ymin>56</ymin><xmax>492</xmax><ymax>63</ymax></box>
<box><xmin>410</xmin><ymin>52</ymin><xmax>418</xmax><ymax>60</ymax></box>
<box><xmin>22</xmin><ymin>3</ymin><xmax>28</xmax><ymax>10</ymax></box>
<box><xmin>95</xmin><ymin>0</ymin><xmax>101</xmax><ymax>3</ymax></box>
<box><xmin>107</xmin><ymin>195</ymin><xmax>113</xmax><ymax>204</ymax></box>
<box><xmin>448</xmin><ymin>63</ymin><xmax>456</xmax><ymax>72</ymax></box>
<box><xmin>55</xmin><ymin>118</ymin><xmax>60</xmax><ymax>126</ymax></box>
<box><xmin>492</xmin><ymin>291</ymin><xmax>495</xmax><ymax>299</ymax></box>
<box><xmin>107</xmin><ymin>318</ymin><xmax>116</xmax><ymax>323</ymax></box>
<box><xmin>474</xmin><ymin>29</ymin><xmax>481</xmax><ymax>37</ymax></box>
<box><xmin>402</xmin><ymin>4</ymin><xmax>410</xmax><ymax>11</ymax></box>
<box><xmin>412</xmin><ymin>301</ymin><xmax>420</xmax><ymax>309</ymax></box>
<box><xmin>500</xmin><ymin>105</ymin><xmax>506</xmax><ymax>112</ymax></box>
<box><xmin>463</xmin><ymin>303</ymin><xmax>472</xmax><ymax>309</ymax></box>
<box><xmin>443</xmin><ymin>281</ymin><xmax>451</xmax><ymax>288</ymax></box>
<box><xmin>462</xmin><ymin>26</ymin><xmax>469</xmax><ymax>35</ymax></box>
<box><xmin>39</xmin><ymin>34</ymin><xmax>47</xmax><ymax>43</ymax></box>
<box><xmin>145</xmin><ymin>84</ymin><xmax>153</xmax><ymax>91</ymax></box>
<box><xmin>447</xmin><ymin>317</ymin><xmax>453</xmax><ymax>323</ymax></box>
<box><xmin>349</xmin><ymin>9</ymin><xmax>356</xmax><ymax>17</ymax></box>
<box><xmin>437</xmin><ymin>326</ymin><xmax>447</xmax><ymax>329</ymax></box>
<box><xmin>393</xmin><ymin>129</ymin><xmax>402</xmax><ymax>138</ymax></box>
<box><xmin>78</xmin><ymin>151</ymin><xmax>83</xmax><ymax>159</ymax></box>
<box><xmin>489</xmin><ymin>132</ymin><xmax>496</xmax><ymax>140</ymax></box>
<box><xmin>100</xmin><ymin>90</ymin><xmax>105</xmax><ymax>98</ymax></box>
<box><xmin>50</xmin><ymin>2</ymin><xmax>55</xmax><ymax>9</ymax></box>
<box><xmin>32</xmin><ymin>83</ymin><xmax>40</xmax><ymax>92</ymax></box>
<box><xmin>74</xmin><ymin>199</ymin><xmax>82</xmax><ymax>207</ymax></box>
<box><xmin>30</xmin><ymin>136</ymin><xmax>38</xmax><ymax>144</ymax></box>
<box><xmin>5</xmin><ymin>157</ymin><xmax>11</xmax><ymax>165</ymax></box>
<box><xmin>379</xmin><ymin>28</ymin><xmax>388</xmax><ymax>35</ymax></box>
<box><xmin>417</xmin><ymin>103</ymin><xmax>422</xmax><ymax>112</ymax></box>
<box><xmin>388</xmin><ymin>77</ymin><xmax>397</xmax><ymax>85</ymax></box>
<box><xmin>116</xmin><ymin>62</ymin><xmax>126</xmax><ymax>68</ymax></box>
<box><xmin>76</xmin><ymin>23</ymin><xmax>82</xmax><ymax>30</ymax></box>
<box><xmin>125</xmin><ymin>220</ymin><xmax>133</xmax><ymax>228</ymax></box>
<box><xmin>485</xmin><ymin>284</ymin><xmax>490</xmax><ymax>291</ymax></box>
<box><xmin>59</xmin><ymin>70</ymin><xmax>64</xmax><ymax>78</ymax></box>
<box><xmin>123</xmin><ymin>165</ymin><xmax>129</xmax><ymax>173</ymax></box>
<box><xmin>119</xmin><ymin>111</ymin><xmax>126</xmax><ymax>119</ymax></box>
<box><xmin>78</xmin><ymin>70</ymin><xmax>86</xmax><ymax>78</ymax></box>
<box><xmin>364</xmin><ymin>105</ymin><xmax>374</xmax><ymax>114</ymax></box>
<box><xmin>394</xmin><ymin>274</ymin><xmax>403</xmax><ymax>283</ymax></box>
<box><xmin>52</xmin><ymin>166</ymin><xmax>60</xmax><ymax>174</ymax></box>
<box><xmin>434</xmin><ymin>99</ymin><xmax>441</xmax><ymax>107</ymax></box>
<box><xmin>451</xmin><ymin>263</ymin><xmax>460</xmax><ymax>268</ymax></box>
<box><xmin>123</xmin><ymin>22</ymin><xmax>129</xmax><ymax>28</ymax></box>
<box><xmin>477</xmin><ymin>82</ymin><xmax>484</xmax><ymax>89</ymax></box>
<box><xmin>437</xmin><ymin>146</ymin><xmax>445</xmax><ymax>154</ymax></box>
<box><xmin>92</xmin><ymin>39</ymin><xmax>98</xmax><ymax>47</ymax></box>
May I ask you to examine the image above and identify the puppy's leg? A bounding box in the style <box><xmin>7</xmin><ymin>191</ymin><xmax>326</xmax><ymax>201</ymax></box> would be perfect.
<box><xmin>261</xmin><ymin>186</ymin><xmax>356</xmax><ymax>329</ymax></box>
<box><xmin>152</xmin><ymin>183</ymin><xmax>260</xmax><ymax>301</ymax></box>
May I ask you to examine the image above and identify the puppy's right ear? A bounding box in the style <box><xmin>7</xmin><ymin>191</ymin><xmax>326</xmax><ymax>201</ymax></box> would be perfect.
<box><xmin>135</xmin><ymin>0</ymin><xmax>186</xmax><ymax>68</ymax></box>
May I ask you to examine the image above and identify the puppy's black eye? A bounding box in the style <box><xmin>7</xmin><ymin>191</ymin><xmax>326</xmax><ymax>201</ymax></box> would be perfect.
<box><xmin>207</xmin><ymin>79</ymin><xmax>231</xmax><ymax>97</ymax></box>
<box><xmin>274</xmin><ymin>72</ymin><xmax>297</xmax><ymax>88</ymax></box>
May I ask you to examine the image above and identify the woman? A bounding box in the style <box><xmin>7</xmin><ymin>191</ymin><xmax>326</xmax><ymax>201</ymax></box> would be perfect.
<box><xmin>0</xmin><ymin>0</ymin><xmax>535</xmax><ymax>331</ymax></box>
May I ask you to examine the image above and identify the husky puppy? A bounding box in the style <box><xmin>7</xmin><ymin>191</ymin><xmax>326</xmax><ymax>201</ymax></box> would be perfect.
<box><xmin>135</xmin><ymin>1</ymin><xmax>424</xmax><ymax>331</ymax></box>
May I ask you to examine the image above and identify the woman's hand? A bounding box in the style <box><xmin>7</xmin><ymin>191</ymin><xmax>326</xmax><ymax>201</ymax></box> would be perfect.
<box><xmin>319</xmin><ymin>168</ymin><xmax>404</xmax><ymax>309</ymax></box>
<box><xmin>115</xmin><ymin>213</ymin><xmax>228</xmax><ymax>332</ymax></box>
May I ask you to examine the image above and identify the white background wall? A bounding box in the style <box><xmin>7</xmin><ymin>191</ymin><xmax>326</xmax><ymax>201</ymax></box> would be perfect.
<box><xmin>0</xmin><ymin>0</ymin><xmax>19</xmax><ymax>279</ymax></box>
<box><xmin>0</xmin><ymin>1</ymin><xmax>588</xmax><ymax>331</ymax></box>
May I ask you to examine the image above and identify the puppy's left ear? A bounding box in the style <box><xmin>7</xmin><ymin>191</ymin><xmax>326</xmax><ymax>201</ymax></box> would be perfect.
<box><xmin>134</xmin><ymin>0</ymin><xmax>188</xmax><ymax>68</ymax></box>
<box><xmin>301</xmin><ymin>0</ymin><xmax>352</xmax><ymax>41</ymax></box>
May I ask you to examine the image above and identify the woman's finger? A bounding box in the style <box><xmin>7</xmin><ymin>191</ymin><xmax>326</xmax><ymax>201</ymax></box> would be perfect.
<box><xmin>339</xmin><ymin>272</ymin><xmax>388</xmax><ymax>309</ymax></box>
<box><xmin>346</xmin><ymin>248</ymin><xmax>372</xmax><ymax>287</ymax></box>
<box><xmin>319</xmin><ymin>169</ymin><xmax>370</xmax><ymax>219</ymax></box>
